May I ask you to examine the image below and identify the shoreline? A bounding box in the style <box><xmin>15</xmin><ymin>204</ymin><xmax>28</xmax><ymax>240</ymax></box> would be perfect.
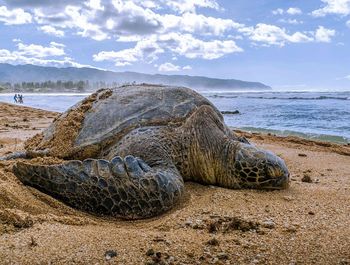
<box><xmin>0</xmin><ymin>102</ymin><xmax>349</xmax><ymax>264</ymax></box>
<box><xmin>2</xmin><ymin>100</ymin><xmax>349</xmax><ymax>146</ymax></box>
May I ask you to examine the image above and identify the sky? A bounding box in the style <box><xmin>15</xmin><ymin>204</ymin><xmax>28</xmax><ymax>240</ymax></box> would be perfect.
<box><xmin>0</xmin><ymin>0</ymin><xmax>350</xmax><ymax>90</ymax></box>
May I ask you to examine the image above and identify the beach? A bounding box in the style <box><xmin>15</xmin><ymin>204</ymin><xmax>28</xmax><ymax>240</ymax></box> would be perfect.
<box><xmin>0</xmin><ymin>102</ymin><xmax>349</xmax><ymax>264</ymax></box>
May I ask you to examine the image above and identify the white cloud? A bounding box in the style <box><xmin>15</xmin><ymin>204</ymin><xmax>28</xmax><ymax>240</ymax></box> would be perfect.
<box><xmin>159</xmin><ymin>12</ymin><xmax>243</xmax><ymax>36</ymax></box>
<box><xmin>278</xmin><ymin>19</ymin><xmax>303</xmax><ymax>25</ymax></box>
<box><xmin>93</xmin><ymin>38</ymin><xmax>164</xmax><ymax>66</ymax></box>
<box><xmin>86</xmin><ymin>0</ymin><xmax>104</xmax><ymax>10</ymax></box>
<box><xmin>238</xmin><ymin>24</ymin><xmax>335</xmax><ymax>47</ymax></box>
<box><xmin>159</xmin><ymin>33</ymin><xmax>243</xmax><ymax>59</ymax></box>
<box><xmin>0</xmin><ymin>42</ymin><xmax>90</xmax><ymax>68</ymax></box>
<box><xmin>272</xmin><ymin>8</ymin><xmax>284</xmax><ymax>15</ymax></box>
<box><xmin>39</xmin><ymin>25</ymin><xmax>65</xmax><ymax>37</ymax></box>
<box><xmin>286</xmin><ymin>7</ymin><xmax>302</xmax><ymax>15</ymax></box>
<box><xmin>312</xmin><ymin>0</ymin><xmax>350</xmax><ymax>17</ymax></box>
<box><xmin>16</xmin><ymin>42</ymin><xmax>65</xmax><ymax>58</ymax></box>
<box><xmin>158</xmin><ymin>62</ymin><xmax>181</xmax><ymax>72</ymax></box>
<box><xmin>239</xmin><ymin>24</ymin><xmax>312</xmax><ymax>47</ymax></box>
<box><xmin>0</xmin><ymin>5</ymin><xmax>32</xmax><ymax>25</ymax></box>
<box><xmin>272</xmin><ymin>7</ymin><xmax>302</xmax><ymax>15</ymax></box>
<box><xmin>183</xmin><ymin>65</ymin><xmax>192</xmax><ymax>70</ymax></box>
<box><xmin>314</xmin><ymin>26</ymin><xmax>336</xmax><ymax>42</ymax></box>
<box><xmin>94</xmin><ymin>32</ymin><xmax>242</xmax><ymax>66</ymax></box>
<box><xmin>346</xmin><ymin>20</ymin><xmax>350</xmax><ymax>27</ymax></box>
<box><xmin>164</xmin><ymin>0</ymin><xmax>221</xmax><ymax>13</ymax></box>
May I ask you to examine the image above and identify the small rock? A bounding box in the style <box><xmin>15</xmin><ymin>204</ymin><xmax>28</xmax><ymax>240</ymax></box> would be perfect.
<box><xmin>29</xmin><ymin>236</ymin><xmax>38</xmax><ymax>247</ymax></box>
<box><xmin>184</xmin><ymin>219</ymin><xmax>193</xmax><ymax>226</ymax></box>
<box><xmin>283</xmin><ymin>196</ymin><xmax>294</xmax><ymax>201</ymax></box>
<box><xmin>302</xmin><ymin>174</ymin><xmax>313</xmax><ymax>183</ymax></box>
<box><xmin>206</xmin><ymin>238</ymin><xmax>220</xmax><ymax>246</ymax></box>
<box><xmin>308</xmin><ymin>211</ymin><xmax>315</xmax><ymax>215</ymax></box>
<box><xmin>261</xmin><ymin>220</ymin><xmax>275</xmax><ymax>229</ymax></box>
<box><xmin>210</xmin><ymin>257</ymin><xmax>219</xmax><ymax>264</ymax></box>
<box><xmin>217</xmin><ymin>252</ymin><xmax>229</xmax><ymax>260</ymax></box>
<box><xmin>298</xmin><ymin>153</ymin><xmax>307</xmax><ymax>157</ymax></box>
<box><xmin>146</xmin><ymin>248</ymin><xmax>155</xmax><ymax>256</ymax></box>
<box><xmin>284</xmin><ymin>225</ymin><xmax>297</xmax><ymax>233</ymax></box>
<box><xmin>221</xmin><ymin>110</ymin><xmax>240</xmax><ymax>115</ymax></box>
<box><xmin>168</xmin><ymin>256</ymin><xmax>175</xmax><ymax>263</ymax></box>
<box><xmin>105</xmin><ymin>250</ymin><xmax>117</xmax><ymax>260</ymax></box>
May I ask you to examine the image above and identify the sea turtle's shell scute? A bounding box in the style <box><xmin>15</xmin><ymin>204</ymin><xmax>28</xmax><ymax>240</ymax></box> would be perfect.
<box><xmin>74</xmin><ymin>85</ymin><xmax>222</xmax><ymax>148</ymax></box>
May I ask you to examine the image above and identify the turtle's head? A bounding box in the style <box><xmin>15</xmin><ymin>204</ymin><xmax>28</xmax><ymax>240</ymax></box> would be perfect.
<box><xmin>226</xmin><ymin>142</ymin><xmax>290</xmax><ymax>189</ymax></box>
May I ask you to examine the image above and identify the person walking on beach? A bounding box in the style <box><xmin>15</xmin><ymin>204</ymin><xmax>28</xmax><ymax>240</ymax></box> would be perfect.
<box><xmin>14</xmin><ymin>94</ymin><xmax>18</xmax><ymax>103</ymax></box>
<box><xmin>18</xmin><ymin>94</ymin><xmax>23</xmax><ymax>104</ymax></box>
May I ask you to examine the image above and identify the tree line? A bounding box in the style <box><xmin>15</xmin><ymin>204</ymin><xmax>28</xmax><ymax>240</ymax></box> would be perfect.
<box><xmin>0</xmin><ymin>80</ymin><xmax>123</xmax><ymax>92</ymax></box>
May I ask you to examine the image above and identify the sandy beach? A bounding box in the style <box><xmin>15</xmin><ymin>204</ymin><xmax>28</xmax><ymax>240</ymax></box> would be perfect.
<box><xmin>0</xmin><ymin>102</ymin><xmax>349</xmax><ymax>265</ymax></box>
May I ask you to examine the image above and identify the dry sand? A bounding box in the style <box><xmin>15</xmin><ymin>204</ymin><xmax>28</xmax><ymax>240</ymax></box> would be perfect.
<box><xmin>0</xmin><ymin>102</ymin><xmax>349</xmax><ymax>265</ymax></box>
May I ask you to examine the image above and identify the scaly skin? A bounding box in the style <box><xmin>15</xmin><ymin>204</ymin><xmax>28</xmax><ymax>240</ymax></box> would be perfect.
<box><xmin>14</xmin><ymin>156</ymin><xmax>184</xmax><ymax>219</ymax></box>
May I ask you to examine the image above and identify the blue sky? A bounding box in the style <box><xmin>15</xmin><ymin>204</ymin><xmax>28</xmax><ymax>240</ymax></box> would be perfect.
<box><xmin>0</xmin><ymin>0</ymin><xmax>350</xmax><ymax>89</ymax></box>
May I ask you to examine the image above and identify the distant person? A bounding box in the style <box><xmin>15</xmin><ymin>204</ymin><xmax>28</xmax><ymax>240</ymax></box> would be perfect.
<box><xmin>14</xmin><ymin>94</ymin><xmax>18</xmax><ymax>103</ymax></box>
<box><xmin>18</xmin><ymin>94</ymin><xmax>23</xmax><ymax>104</ymax></box>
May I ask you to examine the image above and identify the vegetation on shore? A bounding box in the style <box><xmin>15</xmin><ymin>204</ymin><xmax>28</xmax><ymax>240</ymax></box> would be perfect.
<box><xmin>0</xmin><ymin>80</ymin><xmax>124</xmax><ymax>93</ymax></box>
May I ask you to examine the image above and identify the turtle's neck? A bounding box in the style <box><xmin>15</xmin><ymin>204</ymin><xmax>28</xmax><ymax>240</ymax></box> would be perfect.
<box><xmin>172</xmin><ymin>126</ymin><xmax>234</xmax><ymax>185</ymax></box>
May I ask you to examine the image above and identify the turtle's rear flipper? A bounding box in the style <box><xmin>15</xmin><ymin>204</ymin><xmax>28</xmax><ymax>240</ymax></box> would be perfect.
<box><xmin>13</xmin><ymin>155</ymin><xmax>184</xmax><ymax>219</ymax></box>
<box><xmin>0</xmin><ymin>152</ymin><xmax>28</xmax><ymax>161</ymax></box>
<box><xmin>0</xmin><ymin>150</ymin><xmax>48</xmax><ymax>161</ymax></box>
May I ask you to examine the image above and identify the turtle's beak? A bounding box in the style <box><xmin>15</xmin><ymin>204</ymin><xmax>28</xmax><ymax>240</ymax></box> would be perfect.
<box><xmin>260</xmin><ymin>154</ymin><xmax>290</xmax><ymax>189</ymax></box>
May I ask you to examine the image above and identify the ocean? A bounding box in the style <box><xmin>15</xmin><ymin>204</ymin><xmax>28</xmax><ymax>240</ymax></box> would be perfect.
<box><xmin>1</xmin><ymin>90</ymin><xmax>349</xmax><ymax>144</ymax></box>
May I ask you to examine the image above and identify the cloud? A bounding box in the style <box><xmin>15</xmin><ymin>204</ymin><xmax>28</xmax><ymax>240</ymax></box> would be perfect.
<box><xmin>286</xmin><ymin>7</ymin><xmax>302</xmax><ymax>15</ymax></box>
<box><xmin>16</xmin><ymin>42</ymin><xmax>65</xmax><ymax>58</ymax></box>
<box><xmin>93</xmin><ymin>38</ymin><xmax>164</xmax><ymax>66</ymax></box>
<box><xmin>94</xmin><ymin>32</ymin><xmax>242</xmax><ymax>66</ymax></box>
<box><xmin>0</xmin><ymin>41</ymin><xmax>90</xmax><ymax>68</ymax></box>
<box><xmin>1</xmin><ymin>1</ymin><xmax>239</xmax><ymax>42</ymax></box>
<box><xmin>314</xmin><ymin>26</ymin><xmax>336</xmax><ymax>42</ymax></box>
<box><xmin>278</xmin><ymin>19</ymin><xmax>303</xmax><ymax>25</ymax></box>
<box><xmin>272</xmin><ymin>8</ymin><xmax>284</xmax><ymax>15</ymax></box>
<box><xmin>39</xmin><ymin>25</ymin><xmax>65</xmax><ymax>37</ymax></box>
<box><xmin>159</xmin><ymin>12</ymin><xmax>243</xmax><ymax>36</ymax></box>
<box><xmin>239</xmin><ymin>24</ymin><xmax>312</xmax><ymax>46</ymax></box>
<box><xmin>312</xmin><ymin>0</ymin><xmax>350</xmax><ymax>17</ymax></box>
<box><xmin>272</xmin><ymin>7</ymin><xmax>302</xmax><ymax>15</ymax></box>
<box><xmin>159</xmin><ymin>33</ymin><xmax>243</xmax><ymax>59</ymax></box>
<box><xmin>158</xmin><ymin>62</ymin><xmax>181</xmax><ymax>72</ymax></box>
<box><xmin>183</xmin><ymin>65</ymin><xmax>192</xmax><ymax>70</ymax></box>
<box><xmin>347</xmin><ymin>20</ymin><xmax>350</xmax><ymax>27</ymax></box>
<box><xmin>239</xmin><ymin>24</ymin><xmax>335</xmax><ymax>46</ymax></box>
<box><xmin>0</xmin><ymin>5</ymin><xmax>32</xmax><ymax>25</ymax></box>
<box><xmin>164</xmin><ymin>0</ymin><xmax>221</xmax><ymax>14</ymax></box>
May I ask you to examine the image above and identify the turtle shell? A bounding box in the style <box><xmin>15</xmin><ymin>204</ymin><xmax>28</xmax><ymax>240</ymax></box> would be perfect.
<box><xmin>25</xmin><ymin>84</ymin><xmax>222</xmax><ymax>159</ymax></box>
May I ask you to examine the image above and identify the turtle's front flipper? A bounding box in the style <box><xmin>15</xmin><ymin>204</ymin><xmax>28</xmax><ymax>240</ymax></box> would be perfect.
<box><xmin>13</xmin><ymin>155</ymin><xmax>184</xmax><ymax>219</ymax></box>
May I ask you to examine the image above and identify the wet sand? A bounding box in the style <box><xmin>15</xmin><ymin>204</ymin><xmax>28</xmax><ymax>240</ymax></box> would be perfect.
<box><xmin>0</xmin><ymin>102</ymin><xmax>349</xmax><ymax>265</ymax></box>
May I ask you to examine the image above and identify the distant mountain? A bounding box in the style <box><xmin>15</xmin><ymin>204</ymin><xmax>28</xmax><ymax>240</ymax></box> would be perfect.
<box><xmin>0</xmin><ymin>63</ymin><xmax>270</xmax><ymax>90</ymax></box>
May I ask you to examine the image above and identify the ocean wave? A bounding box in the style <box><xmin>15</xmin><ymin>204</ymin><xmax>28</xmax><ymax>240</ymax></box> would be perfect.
<box><xmin>244</xmin><ymin>96</ymin><xmax>350</xmax><ymax>100</ymax></box>
<box><xmin>237</xmin><ymin>127</ymin><xmax>350</xmax><ymax>144</ymax></box>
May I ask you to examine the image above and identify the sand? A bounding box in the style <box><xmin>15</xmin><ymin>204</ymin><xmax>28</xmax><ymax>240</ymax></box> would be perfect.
<box><xmin>0</xmin><ymin>102</ymin><xmax>349</xmax><ymax>265</ymax></box>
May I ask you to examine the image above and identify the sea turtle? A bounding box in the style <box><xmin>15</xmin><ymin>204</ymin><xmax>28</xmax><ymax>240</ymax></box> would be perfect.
<box><xmin>5</xmin><ymin>84</ymin><xmax>290</xmax><ymax>219</ymax></box>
